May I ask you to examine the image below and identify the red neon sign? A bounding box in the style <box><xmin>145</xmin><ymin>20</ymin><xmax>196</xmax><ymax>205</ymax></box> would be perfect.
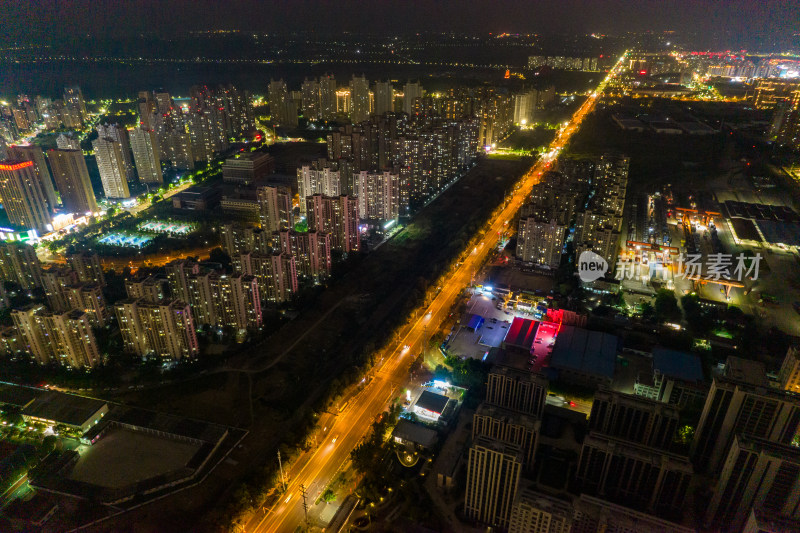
<box><xmin>0</xmin><ymin>161</ymin><xmax>34</xmax><ymax>171</ymax></box>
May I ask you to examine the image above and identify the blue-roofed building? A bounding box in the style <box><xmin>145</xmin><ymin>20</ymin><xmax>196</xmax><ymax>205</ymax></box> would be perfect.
<box><xmin>466</xmin><ymin>314</ymin><xmax>485</xmax><ymax>332</ymax></box>
<box><xmin>550</xmin><ymin>326</ymin><xmax>618</xmax><ymax>386</ymax></box>
<box><xmin>634</xmin><ymin>347</ymin><xmax>707</xmax><ymax>407</ymax></box>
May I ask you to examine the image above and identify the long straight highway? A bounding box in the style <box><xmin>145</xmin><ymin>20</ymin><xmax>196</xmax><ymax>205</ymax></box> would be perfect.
<box><xmin>246</xmin><ymin>55</ymin><xmax>626</xmax><ymax>533</ymax></box>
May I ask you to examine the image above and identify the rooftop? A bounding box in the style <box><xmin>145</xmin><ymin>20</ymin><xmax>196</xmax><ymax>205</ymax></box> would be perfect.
<box><xmin>756</xmin><ymin>219</ymin><xmax>800</xmax><ymax>247</ymax></box>
<box><xmin>735</xmin><ymin>433</ymin><xmax>800</xmax><ymax>462</ymax></box>
<box><xmin>174</xmin><ymin>186</ymin><xmax>219</xmax><ymax>198</ymax></box>
<box><xmin>504</xmin><ymin>317</ymin><xmax>539</xmax><ymax>351</ymax></box>
<box><xmin>392</xmin><ymin>419</ymin><xmax>438</xmax><ymax>448</ymax></box>
<box><xmin>550</xmin><ymin>325</ymin><xmax>618</xmax><ymax>379</ymax></box>
<box><xmin>0</xmin><ymin>382</ymin><xmax>42</xmax><ymax>409</ymax></box>
<box><xmin>22</xmin><ymin>391</ymin><xmax>107</xmax><ymax>427</ymax></box>
<box><xmin>652</xmin><ymin>347</ymin><xmax>704</xmax><ymax>383</ymax></box>
<box><xmin>724</xmin><ymin>356</ymin><xmax>768</xmax><ymax>387</ymax></box>
<box><xmin>415</xmin><ymin>390</ymin><xmax>449</xmax><ymax>415</ymax></box>
<box><xmin>749</xmin><ymin>508</ymin><xmax>800</xmax><ymax>533</ymax></box>
<box><xmin>223</xmin><ymin>151</ymin><xmax>273</xmax><ymax>165</ymax></box>
<box><xmin>466</xmin><ymin>314</ymin><xmax>484</xmax><ymax>330</ymax></box>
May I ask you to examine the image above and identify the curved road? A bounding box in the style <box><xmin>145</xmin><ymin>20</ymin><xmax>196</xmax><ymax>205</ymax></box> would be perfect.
<box><xmin>245</xmin><ymin>56</ymin><xmax>625</xmax><ymax>533</ymax></box>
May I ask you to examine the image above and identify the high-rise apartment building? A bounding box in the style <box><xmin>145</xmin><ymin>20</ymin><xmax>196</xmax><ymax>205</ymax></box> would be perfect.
<box><xmin>301</xmin><ymin>78</ymin><xmax>320</xmax><ymax>120</ymax></box>
<box><xmin>473</xmin><ymin>403</ymin><xmax>541</xmax><ymax>469</ymax></box>
<box><xmin>508</xmin><ymin>488</ymin><xmax>572</xmax><ymax>533</ymax></box>
<box><xmin>464</xmin><ymin>436</ymin><xmax>523</xmax><ymax>530</ymax></box>
<box><xmin>403</xmin><ymin>81</ymin><xmax>423</xmax><ymax>115</ymax></box>
<box><xmin>12</xmin><ymin>109</ymin><xmax>29</xmax><ymax>132</ymax></box>
<box><xmin>706</xmin><ymin>435</ymin><xmax>800</xmax><ymax>531</ymax></box>
<box><xmin>12</xmin><ymin>304</ymin><xmax>100</xmax><ymax>368</ymax></box>
<box><xmin>92</xmin><ymin>138</ymin><xmax>131</xmax><ymax>199</ymax></box>
<box><xmin>124</xmin><ymin>275</ymin><xmax>168</xmax><ymax>303</ymax></box>
<box><xmin>574</xmin><ymin>154</ymin><xmax>629</xmax><ymax>271</ymax></box>
<box><xmin>209</xmin><ymin>273</ymin><xmax>262</xmax><ymax>331</ymax></box>
<box><xmin>576</xmin><ymin>432</ymin><xmax>693</xmax><ymax>516</ymax></box>
<box><xmin>268</xmin><ymin>79</ymin><xmax>297</xmax><ymax>126</ymax></box>
<box><xmin>188</xmin><ymin>108</ymin><xmax>227</xmax><ymax>162</ymax></box>
<box><xmin>319</xmin><ymin>75</ymin><xmax>337</xmax><ymax>121</ymax></box>
<box><xmin>238</xmin><ymin>252</ymin><xmax>298</xmax><ymax>303</ymax></box>
<box><xmin>477</xmin><ymin>91</ymin><xmax>514</xmax><ymax>148</ymax></box>
<box><xmin>297</xmin><ymin>160</ymin><xmax>342</xmax><ymax>214</ymax></box>
<box><xmin>588</xmin><ymin>388</ymin><xmax>680</xmax><ymax>450</ymax></box>
<box><xmin>6</xmin><ymin>144</ymin><xmax>57</xmax><ymax>211</ymax></box>
<box><xmin>96</xmin><ymin>124</ymin><xmax>134</xmax><ymax>181</ymax></box>
<box><xmin>305</xmin><ymin>194</ymin><xmax>360</xmax><ymax>253</ymax></box>
<box><xmin>63</xmin><ymin>86</ymin><xmax>87</xmax><ymax>121</ymax></box>
<box><xmin>179</xmin><ymin>272</ymin><xmax>262</xmax><ymax>331</ymax></box>
<box><xmin>41</xmin><ymin>267</ymin><xmax>78</xmax><ymax>312</ymax></box>
<box><xmin>164</xmin><ymin>259</ymin><xmax>200</xmax><ymax>304</ymax></box>
<box><xmin>56</xmin><ymin>133</ymin><xmax>81</xmax><ymax>150</ymax></box>
<box><xmin>513</xmin><ymin>90</ymin><xmax>537</xmax><ymax>125</ymax></box>
<box><xmin>572</xmin><ymin>494</ymin><xmax>696</xmax><ymax>533</ymax></box>
<box><xmin>486</xmin><ymin>365</ymin><xmax>547</xmax><ymax>418</ymax></box>
<box><xmin>256</xmin><ymin>185</ymin><xmax>293</xmax><ymax>232</ymax></box>
<box><xmin>115</xmin><ymin>298</ymin><xmax>198</xmax><ymax>359</ymax></box>
<box><xmin>779</xmin><ymin>345</ymin><xmax>800</xmax><ymax>393</ymax></box>
<box><xmin>48</xmin><ymin>149</ymin><xmax>98</xmax><ymax>213</ymax></box>
<box><xmin>349</xmin><ymin>75</ymin><xmax>371</xmax><ymax>123</ymax></box>
<box><xmin>0</xmin><ymin>160</ymin><xmax>52</xmax><ymax>231</ymax></box>
<box><xmin>356</xmin><ymin>170</ymin><xmax>400</xmax><ymax>221</ymax></box>
<box><xmin>160</xmin><ymin>126</ymin><xmax>195</xmax><ymax>170</ymax></box>
<box><xmin>516</xmin><ymin>217</ymin><xmax>566</xmax><ymax>268</ymax></box>
<box><xmin>221</xmin><ymin>224</ymin><xmax>273</xmax><ymax>257</ymax></box>
<box><xmin>63</xmin><ymin>282</ymin><xmax>108</xmax><ymax>326</ymax></box>
<box><xmin>374</xmin><ymin>81</ymin><xmax>394</xmax><ymax>115</ymax></box>
<box><xmin>129</xmin><ymin>127</ymin><xmax>163</xmax><ymax>184</ymax></box>
<box><xmin>278</xmin><ymin>230</ymin><xmax>331</xmax><ymax>279</ymax></box>
<box><xmin>0</xmin><ymin>242</ymin><xmax>42</xmax><ymax>289</ymax></box>
<box><xmin>691</xmin><ymin>356</ymin><xmax>800</xmax><ymax>474</ymax></box>
<box><xmin>217</xmin><ymin>83</ymin><xmax>255</xmax><ymax>138</ymax></box>
<box><xmin>137</xmin><ymin>91</ymin><xmax>158</xmax><ymax>130</ymax></box>
<box><xmin>67</xmin><ymin>252</ymin><xmax>105</xmax><ymax>285</ymax></box>
<box><xmin>325</xmin><ymin>112</ymin><xmax>478</xmax><ymax>210</ymax></box>
<box><xmin>336</xmin><ymin>89</ymin><xmax>351</xmax><ymax>115</ymax></box>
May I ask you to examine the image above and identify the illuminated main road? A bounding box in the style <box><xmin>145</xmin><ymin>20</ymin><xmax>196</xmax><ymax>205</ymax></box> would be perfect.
<box><xmin>246</xmin><ymin>56</ymin><xmax>626</xmax><ymax>533</ymax></box>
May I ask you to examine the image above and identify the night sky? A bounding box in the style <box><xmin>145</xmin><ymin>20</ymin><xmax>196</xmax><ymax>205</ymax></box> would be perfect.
<box><xmin>2</xmin><ymin>0</ymin><xmax>800</xmax><ymax>49</ymax></box>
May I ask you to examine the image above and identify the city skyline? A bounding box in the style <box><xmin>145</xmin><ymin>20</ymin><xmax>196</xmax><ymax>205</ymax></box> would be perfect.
<box><xmin>2</xmin><ymin>1</ymin><xmax>799</xmax><ymax>51</ymax></box>
<box><xmin>1</xmin><ymin>8</ymin><xmax>800</xmax><ymax>532</ymax></box>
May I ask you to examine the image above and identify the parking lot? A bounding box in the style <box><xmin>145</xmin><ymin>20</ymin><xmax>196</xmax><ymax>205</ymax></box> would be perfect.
<box><xmin>446</xmin><ymin>291</ymin><xmax>516</xmax><ymax>359</ymax></box>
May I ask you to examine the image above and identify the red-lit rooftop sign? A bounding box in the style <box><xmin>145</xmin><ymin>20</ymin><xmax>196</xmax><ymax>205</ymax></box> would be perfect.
<box><xmin>0</xmin><ymin>161</ymin><xmax>34</xmax><ymax>171</ymax></box>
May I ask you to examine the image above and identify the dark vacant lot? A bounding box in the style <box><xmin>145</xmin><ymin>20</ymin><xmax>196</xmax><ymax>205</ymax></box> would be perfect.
<box><xmin>568</xmin><ymin>102</ymin><xmax>726</xmax><ymax>192</ymax></box>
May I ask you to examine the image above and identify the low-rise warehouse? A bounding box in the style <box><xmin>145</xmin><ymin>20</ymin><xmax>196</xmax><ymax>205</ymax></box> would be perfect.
<box><xmin>550</xmin><ymin>326</ymin><xmax>619</xmax><ymax>386</ymax></box>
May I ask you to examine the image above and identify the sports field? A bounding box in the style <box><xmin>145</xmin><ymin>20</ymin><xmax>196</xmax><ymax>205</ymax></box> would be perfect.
<box><xmin>68</xmin><ymin>427</ymin><xmax>200</xmax><ymax>488</ymax></box>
